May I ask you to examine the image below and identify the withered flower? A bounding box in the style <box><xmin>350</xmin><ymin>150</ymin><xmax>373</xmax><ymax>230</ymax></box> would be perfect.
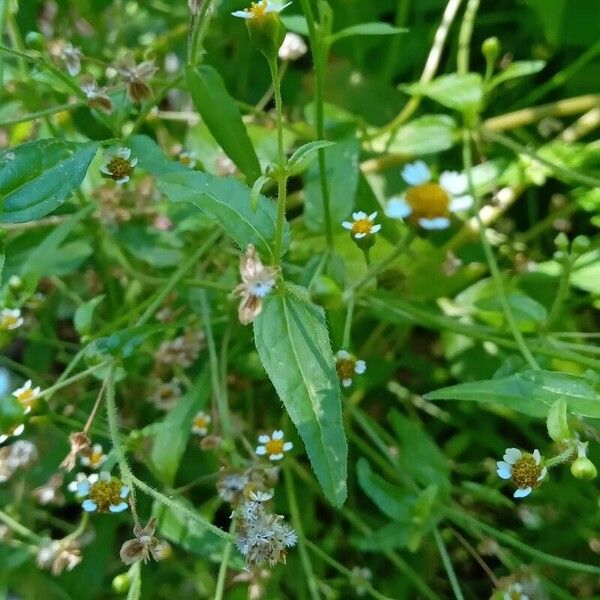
<box><xmin>81</xmin><ymin>78</ymin><xmax>113</xmax><ymax>113</ymax></box>
<box><xmin>60</xmin><ymin>42</ymin><xmax>82</xmax><ymax>76</ymax></box>
<box><xmin>60</xmin><ymin>431</ymin><xmax>91</xmax><ymax>471</ymax></box>
<box><xmin>37</xmin><ymin>539</ymin><xmax>82</xmax><ymax>575</ymax></box>
<box><xmin>116</xmin><ymin>54</ymin><xmax>158</xmax><ymax>103</ymax></box>
<box><xmin>119</xmin><ymin>518</ymin><xmax>164</xmax><ymax>565</ymax></box>
<box><xmin>33</xmin><ymin>473</ymin><xmax>65</xmax><ymax>506</ymax></box>
<box><xmin>234</xmin><ymin>245</ymin><xmax>279</xmax><ymax>325</ymax></box>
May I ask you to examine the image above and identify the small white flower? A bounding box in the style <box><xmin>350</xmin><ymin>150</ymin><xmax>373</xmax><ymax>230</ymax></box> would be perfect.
<box><xmin>342</xmin><ymin>211</ymin><xmax>381</xmax><ymax>240</ymax></box>
<box><xmin>80</xmin><ymin>443</ymin><xmax>107</xmax><ymax>469</ymax></box>
<box><xmin>278</xmin><ymin>32</ymin><xmax>308</xmax><ymax>61</ymax></box>
<box><xmin>386</xmin><ymin>161</ymin><xmax>473</xmax><ymax>230</ymax></box>
<box><xmin>178</xmin><ymin>151</ymin><xmax>197</xmax><ymax>169</ymax></box>
<box><xmin>100</xmin><ymin>147</ymin><xmax>138</xmax><ymax>184</ymax></box>
<box><xmin>12</xmin><ymin>380</ymin><xmax>41</xmax><ymax>414</ymax></box>
<box><xmin>496</xmin><ymin>447</ymin><xmax>547</xmax><ymax>499</ymax></box>
<box><xmin>255</xmin><ymin>430</ymin><xmax>293</xmax><ymax>461</ymax></box>
<box><xmin>503</xmin><ymin>582</ymin><xmax>530</xmax><ymax>600</ymax></box>
<box><xmin>232</xmin><ymin>0</ymin><xmax>292</xmax><ymax>20</ymax></box>
<box><xmin>335</xmin><ymin>350</ymin><xmax>366</xmax><ymax>388</ymax></box>
<box><xmin>192</xmin><ymin>411</ymin><xmax>212</xmax><ymax>436</ymax></box>
<box><xmin>0</xmin><ymin>308</ymin><xmax>24</xmax><ymax>330</ymax></box>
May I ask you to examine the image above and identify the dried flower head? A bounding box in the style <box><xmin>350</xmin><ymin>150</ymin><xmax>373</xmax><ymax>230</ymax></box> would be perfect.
<box><xmin>0</xmin><ymin>439</ymin><xmax>37</xmax><ymax>482</ymax></box>
<box><xmin>232</xmin><ymin>491</ymin><xmax>297</xmax><ymax>568</ymax></box>
<box><xmin>81</xmin><ymin>78</ymin><xmax>113</xmax><ymax>113</ymax></box>
<box><xmin>217</xmin><ymin>469</ymin><xmax>251</xmax><ymax>503</ymax></box>
<box><xmin>255</xmin><ymin>430</ymin><xmax>293</xmax><ymax>461</ymax></box>
<box><xmin>37</xmin><ymin>539</ymin><xmax>82</xmax><ymax>575</ymax></box>
<box><xmin>0</xmin><ymin>308</ymin><xmax>24</xmax><ymax>330</ymax></box>
<box><xmin>342</xmin><ymin>211</ymin><xmax>381</xmax><ymax>240</ymax></box>
<box><xmin>60</xmin><ymin>431</ymin><xmax>91</xmax><ymax>471</ymax></box>
<box><xmin>80</xmin><ymin>443</ymin><xmax>107</xmax><ymax>470</ymax></box>
<box><xmin>75</xmin><ymin>471</ymin><xmax>130</xmax><ymax>513</ymax></box>
<box><xmin>60</xmin><ymin>42</ymin><xmax>82</xmax><ymax>76</ymax></box>
<box><xmin>155</xmin><ymin>329</ymin><xmax>204</xmax><ymax>367</ymax></box>
<box><xmin>278</xmin><ymin>32</ymin><xmax>307</xmax><ymax>61</ymax></box>
<box><xmin>100</xmin><ymin>147</ymin><xmax>138</xmax><ymax>184</ymax></box>
<box><xmin>149</xmin><ymin>379</ymin><xmax>182</xmax><ymax>411</ymax></box>
<box><xmin>13</xmin><ymin>379</ymin><xmax>41</xmax><ymax>414</ymax></box>
<box><xmin>116</xmin><ymin>54</ymin><xmax>158</xmax><ymax>103</ymax></box>
<box><xmin>335</xmin><ymin>350</ymin><xmax>366</xmax><ymax>388</ymax></box>
<box><xmin>234</xmin><ymin>244</ymin><xmax>279</xmax><ymax>325</ymax></box>
<box><xmin>387</xmin><ymin>161</ymin><xmax>473</xmax><ymax>230</ymax></box>
<box><xmin>497</xmin><ymin>448</ymin><xmax>547</xmax><ymax>498</ymax></box>
<box><xmin>192</xmin><ymin>410</ymin><xmax>212</xmax><ymax>436</ymax></box>
<box><xmin>120</xmin><ymin>518</ymin><xmax>165</xmax><ymax>565</ymax></box>
<box><xmin>33</xmin><ymin>474</ymin><xmax>65</xmax><ymax>506</ymax></box>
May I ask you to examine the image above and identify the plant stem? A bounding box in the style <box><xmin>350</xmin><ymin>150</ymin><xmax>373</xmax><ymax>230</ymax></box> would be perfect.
<box><xmin>433</xmin><ymin>528</ymin><xmax>465</xmax><ymax>600</ymax></box>
<box><xmin>37</xmin><ymin>361</ymin><xmax>111</xmax><ymax>402</ymax></box>
<box><xmin>0</xmin><ymin>510</ymin><xmax>43</xmax><ymax>544</ymax></box>
<box><xmin>284</xmin><ymin>467</ymin><xmax>322</xmax><ymax>600</ymax></box>
<box><xmin>268</xmin><ymin>56</ymin><xmax>289</xmax><ymax>264</ymax></box>
<box><xmin>214</xmin><ymin>521</ymin><xmax>236</xmax><ymax>600</ymax></box>
<box><xmin>342</xmin><ymin>297</ymin><xmax>355</xmax><ymax>349</ymax></box>
<box><xmin>463</xmin><ymin>130</ymin><xmax>540</xmax><ymax>370</ymax></box>
<box><xmin>543</xmin><ymin>258</ymin><xmax>573</xmax><ymax>331</ymax></box>
<box><xmin>457</xmin><ymin>0</ymin><xmax>480</xmax><ymax>75</ymax></box>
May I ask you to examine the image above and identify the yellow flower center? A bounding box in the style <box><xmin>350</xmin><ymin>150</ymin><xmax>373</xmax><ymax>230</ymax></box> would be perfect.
<box><xmin>1</xmin><ymin>314</ymin><xmax>18</xmax><ymax>328</ymax></box>
<box><xmin>248</xmin><ymin>1</ymin><xmax>268</xmax><ymax>18</ymax></box>
<box><xmin>179</xmin><ymin>154</ymin><xmax>193</xmax><ymax>166</ymax></box>
<box><xmin>336</xmin><ymin>358</ymin><xmax>356</xmax><ymax>380</ymax></box>
<box><xmin>89</xmin><ymin>479</ymin><xmax>126</xmax><ymax>512</ymax></box>
<box><xmin>106</xmin><ymin>157</ymin><xmax>133</xmax><ymax>181</ymax></box>
<box><xmin>265</xmin><ymin>438</ymin><xmax>285</xmax><ymax>456</ymax></box>
<box><xmin>89</xmin><ymin>451</ymin><xmax>104</xmax><ymax>467</ymax></box>
<box><xmin>194</xmin><ymin>415</ymin><xmax>209</xmax><ymax>429</ymax></box>
<box><xmin>406</xmin><ymin>183</ymin><xmax>450</xmax><ymax>221</ymax></box>
<box><xmin>17</xmin><ymin>389</ymin><xmax>35</xmax><ymax>405</ymax></box>
<box><xmin>511</xmin><ymin>454</ymin><xmax>544</xmax><ymax>490</ymax></box>
<box><xmin>351</xmin><ymin>218</ymin><xmax>373</xmax><ymax>236</ymax></box>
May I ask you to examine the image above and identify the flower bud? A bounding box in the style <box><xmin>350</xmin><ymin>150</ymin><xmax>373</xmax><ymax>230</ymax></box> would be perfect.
<box><xmin>572</xmin><ymin>235</ymin><xmax>590</xmax><ymax>256</ymax></box>
<box><xmin>112</xmin><ymin>573</ymin><xmax>131</xmax><ymax>593</ymax></box>
<box><xmin>247</xmin><ymin>12</ymin><xmax>286</xmax><ymax>62</ymax></box>
<box><xmin>571</xmin><ymin>456</ymin><xmax>597</xmax><ymax>480</ymax></box>
<box><xmin>482</xmin><ymin>37</ymin><xmax>500</xmax><ymax>64</ymax></box>
<box><xmin>25</xmin><ymin>31</ymin><xmax>46</xmax><ymax>51</ymax></box>
<box><xmin>553</xmin><ymin>232</ymin><xmax>569</xmax><ymax>251</ymax></box>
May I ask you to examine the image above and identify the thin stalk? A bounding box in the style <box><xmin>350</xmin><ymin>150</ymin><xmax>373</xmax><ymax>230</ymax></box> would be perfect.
<box><xmin>463</xmin><ymin>130</ymin><xmax>540</xmax><ymax>370</ymax></box>
<box><xmin>341</xmin><ymin>297</ymin><xmax>355</xmax><ymax>349</ymax></box>
<box><xmin>214</xmin><ymin>521</ymin><xmax>235</xmax><ymax>600</ymax></box>
<box><xmin>433</xmin><ymin>528</ymin><xmax>465</xmax><ymax>600</ymax></box>
<box><xmin>0</xmin><ymin>510</ymin><xmax>43</xmax><ymax>544</ymax></box>
<box><xmin>456</xmin><ymin>0</ymin><xmax>480</xmax><ymax>75</ymax></box>
<box><xmin>284</xmin><ymin>467</ymin><xmax>322</xmax><ymax>600</ymax></box>
<box><xmin>268</xmin><ymin>56</ymin><xmax>289</xmax><ymax>264</ymax></box>
<box><xmin>37</xmin><ymin>361</ymin><xmax>111</xmax><ymax>402</ymax></box>
<box><xmin>382</xmin><ymin>0</ymin><xmax>412</xmax><ymax>81</ymax></box>
<box><xmin>543</xmin><ymin>258</ymin><xmax>573</xmax><ymax>331</ymax></box>
<box><xmin>0</xmin><ymin>101</ymin><xmax>86</xmax><ymax>128</ymax></box>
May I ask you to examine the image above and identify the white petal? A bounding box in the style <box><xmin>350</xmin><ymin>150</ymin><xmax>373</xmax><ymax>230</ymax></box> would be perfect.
<box><xmin>269</xmin><ymin>453</ymin><xmax>284</xmax><ymax>461</ymax></box>
<box><xmin>109</xmin><ymin>502</ymin><xmax>129</xmax><ymax>513</ymax></box>
<box><xmin>418</xmin><ymin>217</ymin><xmax>451</xmax><ymax>230</ymax></box>
<box><xmin>401</xmin><ymin>161</ymin><xmax>430</xmax><ymax>186</ymax></box>
<box><xmin>120</xmin><ymin>486</ymin><xmax>130</xmax><ymax>499</ymax></box>
<box><xmin>272</xmin><ymin>430</ymin><xmax>284</xmax><ymax>440</ymax></box>
<box><xmin>258</xmin><ymin>434</ymin><xmax>270</xmax><ymax>444</ymax></box>
<box><xmin>342</xmin><ymin>221</ymin><xmax>353</xmax><ymax>230</ymax></box>
<box><xmin>496</xmin><ymin>462</ymin><xmax>512</xmax><ymax>479</ymax></box>
<box><xmin>503</xmin><ymin>448</ymin><xmax>522</xmax><ymax>464</ymax></box>
<box><xmin>354</xmin><ymin>360</ymin><xmax>366</xmax><ymax>374</ymax></box>
<box><xmin>115</xmin><ymin>176</ymin><xmax>130</xmax><ymax>185</ymax></box>
<box><xmin>368</xmin><ymin>211</ymin><xmax>377</xmax><ymax>221</ymax></box>
<box><xmin>82</xmin><ymin>499</ymin><xmax>97</xmax><ymax>512</ymax></box>
<box><xmin>354</xmin><ymin>232</ymin><xmax>366</xmax><ymax>239</ymax></box>
<box><xmin>255</xmin><ymin>446</ymin><xmax>267</xmax><ymax>455</ymax></box>
<box><xmin>231</xmin><ymin>10</ymin><xmax>253</xmax><ymax>18</ymax></box>
<box><xmin>336</xmin><ymin>350</ymin><xmax>350</xmax><ymax>359</ymax></box>
<box><xmin>449</xmin><ymin>194</ymin><xmax>473</xmax><ymax>213</ymax></box>
<box><xmin>538</xmin><ymin>466</ymin><xmax>547</xmax><ymax>481</ymax></box>
<box><xmin>386</xmin><ymin>196</ymin><xmax>412</xmax><ymax>219</ymax></box>
<box><xmin>282</xmin><ymin>442</ymin><xmax>293</xmax><ymax>451</ymax></box>
<box><xmin>342</xmin><ymin>378</ymin><xmax>352</xmax><ymax>388</ymax></box>
<box><xmin>513</xmin><ymin>486</ymin><xmax>532</xmax><ymax>499</ymax></box>
<box><xmin>129</xmin><ymin>157</ymin><xmax>138</xmax><ymax>167</ymax></box>
<box><xmin>533</xmin><ymin>449</ymin><xmax>541</xmax><ymax>464</ymax></box>
<box><xmin>352</xmin><ymin>211</ymin><xmax>367</xmax><ymax>220</ymax></box>
<box><xmin>439</xmin><ymin>171</ymin><xmax>467</xmax><ymax>196</ymax></box>
<box><xmin>370</xmin><ymin>224</ymin><xmax>382</xmax><ymax>233</ymax></box>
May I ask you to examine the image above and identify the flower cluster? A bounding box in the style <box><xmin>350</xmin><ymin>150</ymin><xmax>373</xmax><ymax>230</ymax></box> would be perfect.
<box><xmin>232</xmin><ymin>490</ymin><xmax>297</xmax><ymax>568</ymax></box>
<box><xmin>70</xmin><ymin>471</ymin><xmax>130</xmax><ymax>513</ymax></box>
<box><xmin>256</xmin><ymin>430</ymin><xmax>293</xmax><ymax>461</ymax></box>
<box><xmin>0</xmin><ymin>440</ymin><xmax>37</xmax><ymax>482</ymax></box>
<box><xmin>335</xmin><ymin>350</ymin><xmax>366</xmax><ymax>388</ymax></box>
<box><xmin>496</xmin><ymin>448</ymin><xmax>547</xmax><ymax>498</ymax></box>
<box><xmin>36</xmin><ymin>539</ymin><xmax>82</xmax><ymax>576</ymax></box>
<box><xmin>155</xmin><ymin>329</ymin><xmax>204</xmax><ymax>368</ymax></box>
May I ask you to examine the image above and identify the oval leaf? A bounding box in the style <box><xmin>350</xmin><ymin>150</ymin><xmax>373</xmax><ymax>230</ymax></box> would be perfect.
<box><xmin>0</xmin><ymin>140</ymin><xmax>98</xmax><ymax>223</ymax></box>
<box><xmin>186</xmin><ymin>65</ymin><xmax>261</xmax><ymax>184</ymax></box>
<box><xmin>401</xmin><ymin>73</ymin><xmax>483</xmax><ymax>112</ymax></box>
<box><xmin>253</xmin><ymin>285</ymin><xmax>348</xmax><ymax>506</ymax></box>
<box><xmin>331</xmin><ymin>22</ymin><xmax>407</xmax><ymax>43</ymax></box>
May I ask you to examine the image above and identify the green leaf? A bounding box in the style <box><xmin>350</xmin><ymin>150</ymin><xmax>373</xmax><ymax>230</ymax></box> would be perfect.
<box><xmin>401</xmin><ymin>73</ymin><xmax>483</xmax><ymax>112</ymax></box>
<box><xmin>253</xmin><ymin>285</ymin><xmax>348</xmax><ymax>506</ymax></box>
<box><xmin>547</xmin><ymin>397</ymin><xmax>571</xmax><ymax>442</ymax></box>
<box><xmin>0</xmin><ymin>140</ymin><xmax>98</xmax><ymax>223</ymax></box>
<box><xmin>127</xmin><ymin>135</ymin><xmax>188</xmax><ymax>176</ymax></box>
<box><xmin>426</xmin><ymin>370</ymin><xmax>600</xmax><ymax>418</ymax></box>
<box><xmin>74</xmin><ymin>295</ymin><xmax>105</xmax><ymax>336</ymax></box>
<box><xmin>158</xmin><ymin>170</ymin><xmax>289</xmax><ymax>258</ymax></box>
<box><xmin>304</xmin><ymin>135</ymin><xmax>360</xmax><ymax>232</ymax></box>
<box><xmin>571</xmin><ymin>250</ymin><xmax>600</xmax><ymax>294</ymax></box>
<box><xmin>330</xmin><ymin>22</ymin><xmax>407</xmax><ymax>43</ymax></box>
<box><xmin>356</xmin><ymin>458</ymin><xmax>413</xmax><ymax>521</ymax></box>
<box><xmin>488</xmin><ymin>60</ymin><xmax>546</xmax><ymax>90</ymax></box>
<box><xmin>280</xmin><ymin>15</ymin><xmax>309</xmax><ymax>35</ymax></box>
<box><xmin>151</xmin><ymin>368</ymin><xmax>210</xmax><ymax>485</ymax></box>
<box><xmin>186</xmin><ymin>65</ymin><xmax>261</xmax><ymax>184</ymax></box>
<box><xmin>287</xmin><ymin>140</ymin><xmax>336</xmax><ymax>176</ymax></box>
<box><xmin>475</xmin><ymin>293</ymin><xmax>547</xmax><ymax>332</ymax></box>
<box><xmin>372</xmin><ymin>115</ymin><xmax>458</xmax><ymax>155</ymax></box>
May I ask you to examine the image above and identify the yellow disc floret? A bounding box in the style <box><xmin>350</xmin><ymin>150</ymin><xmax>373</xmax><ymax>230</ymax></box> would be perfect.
<box><xmin>406</xmin><ymin>183</ymin><xmax>450</xmax><ymax>221</ymax></box>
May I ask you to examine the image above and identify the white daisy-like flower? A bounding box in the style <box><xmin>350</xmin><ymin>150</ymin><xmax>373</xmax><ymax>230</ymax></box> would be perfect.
<box><xmin>80</xmin><ymin>443</ymin><xmax>107</xmax><ymax>469</ymax></box>
<box><xmin>76</xmin><ymin>471</ymin><xmax>129</xmax><ymax>513</ymax></box>
<box><xmin>100</xmin><ymin>147</ymin><xmax>138</xmax><ymax>184</ymax></box>
<box><xmin>0</xmin><ymin>308</ymin><xmax>24</xmax><ymax>330</ymax></box>
<box><xmin>12</xmin><ymin>380</ymin><xmax>41</xmax><ymax>414</ymax></box>
<box><xmin>0</xmin><ymin>423</ymin><xmax>25</xmax><ymax>444</ymax></box>
<box><xmin>192</xmin><ymin>411</ymin><xmax>212</xmax><ymax>436</ymax></box>
<box><xmin>255</xmin><ymin>430</ymin><xmax>293</xmax><ymax>461</ymax></box>
<box><xmin>503</xmin><ymin>582</ymin><xmax>530</xmax><ymax>600</ymax></box>
<box><xmin>232</xmin><ymin>0</ymin><xmax>292</xmax><ymax>20</ymax></box>
<box><xmin>178</xmin><ymin>151</ymin><xmax>197</xmax><ymax>169</ymax></box>
<box><xmin>496</xmin><ymin>448</ymin><xmax>547</xmax><ymax>499</ymax></box>
<box><xmin>342</xmin><ymin>211</ymin><xmax>382</xmax><ymax>240</ymax></box>
<box><xmin>386</xmin><ymin>161</ymin><xmax>473</xmax><ymax>230</ymax></box>
<box><xmin>335</xmin><ymin>350</ymin><xmax>366</xmax><ymax>388</ymax></box>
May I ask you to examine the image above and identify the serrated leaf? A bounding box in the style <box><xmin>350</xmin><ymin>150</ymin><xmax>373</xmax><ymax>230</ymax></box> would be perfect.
<box><xmin>74</xmin><ymin>295</ymin><xmax>105</xmax><ymax>336</ymax></box>
<box><xmin>304</xmin><ymin>135</ymin><xmax>360</xmax><ymax>232</ymax></box>
<box><xmin>426</xmin><ymin>370</ymin><xmax>600</xmax><ymax>418</ymax></box>
<box><xmin>401</xmin><ymin>73</ymin><xmax>483</xmax><ymax>112</ymax></box>
<box><xmin>158</xmin><ymin>170</ymin><xmax>289</xmax><ymax>258</ymax></box>
<box><xmin>186</xmin><ymin>65</ymin><xmax>261</xmax><ymax>184</ymax></box>
<box><xmin>288</xmin><ymin>140</ymin><xmax>336</xmax><ymax>176</ymax></box>
<box><xmin>488</xmin><ymin>60</ymin><xmax>546</xmax><ymax>90</ymax></box>
<box><xmin>0</xmin><ymin>140</ymin><xmax>98</xmax><ymax>223</ymax></box>
<box><xmin>253</xmin><ymin>285</ymin><xmax>347</xmax><ymax>506</ymax></box>
<box><xmin>330</xmin><ymin>22</ymin><xmax>407</xmax><ymax>43</ymax></box>
<box><xmin>151</xmin><ymin>368</ymin><xmax>210</xmax><ymax>485</ymax></box>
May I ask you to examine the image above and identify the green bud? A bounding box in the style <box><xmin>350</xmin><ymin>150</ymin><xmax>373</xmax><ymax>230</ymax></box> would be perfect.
<box><xmin>482</xmin><ymin>37</ymin><xmax>500</xmax><ymax>64</ymax></box>
<box><xmin>25</xmin><ymin>31</ymin><xmax>46</xmax><ymax>51</ymax></box>
<box><xmin>553</xmin><ymin>249</ymin><xmax>567</xmax><ymax>263</ymax></box>
<box><xmin>572</xmin><ymin>235</ymin><xmax>591</xmax><ymax>255</ymax></box>
<box><xmin>309</xmin><ymin>275</ymin><xmax>343</xmax><ymax>310</ymax></box>
<box><xmin>247</xmin><ymin>11</ymin><xmax>286</xmax><ymax>62</ymax></box>
<box><xmin>112</xmin><ymin>573</ymin><xmax>131</xmax><ymax>593</ymax></box>
<box><xmin>553</xmin><ymin>232</ymin><xmax>569</xmax><ymax>251</ymax></box>
<box><xmin>571</xmin><ymin>457</ymin><xmax>597</xmax><ymax>480</ymax></box>
<box><xmin>352</xmin><ymin>233</ymin><xmax>376</xmax><ymax>252</ymax></box>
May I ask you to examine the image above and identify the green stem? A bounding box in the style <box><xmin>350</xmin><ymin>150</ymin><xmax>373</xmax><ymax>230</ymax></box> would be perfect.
<box><xmin>457</xmin><ymin>0</ymin><xmax>480</xmax><ymax>75</ymax></box>
<box><xmin>0</xmin><ymin>510</ymin><xmax>43</xmax><ymax>544</ymax></box>
<box><xmin>543</xmin><ymin>258</ymin><xmax>573</xmax><ymax>331</ymax></box>
<box><xmin>37</xmin><ymin>361</ymin><xmax>111</xmax><ymax>402</ymax></box>
<box><xmin>433</xmin><ymin>528</ymin><xmax>465</xmax><ymax>600</ymax></box>
<box><xmin>342</xmin><ymin>297</ymin><xmax>355</xmax><ymax>349</ymax></box>
<box><xmin>214</xmin><ymin>521</ymin><xmax>236</xmax><ymax>600</ymax></box>
<box><xmin>382</xmin><ymin>0</ymin><xmax>411</xmax><ymax>81</ymax></box>
<box><xmin>268</xmin><ymin>56</ymin><xmax>289</xmax><ymax>264</ymax></box>
<box><xmin>284</xmin><ymin>467</ymin><xmax>322</xmax><ymax>600</ymax></box>
<box><xmin>463</xmin><ymin>131</ymin><xmax>540</xmax><ymax>370</ymax></box>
